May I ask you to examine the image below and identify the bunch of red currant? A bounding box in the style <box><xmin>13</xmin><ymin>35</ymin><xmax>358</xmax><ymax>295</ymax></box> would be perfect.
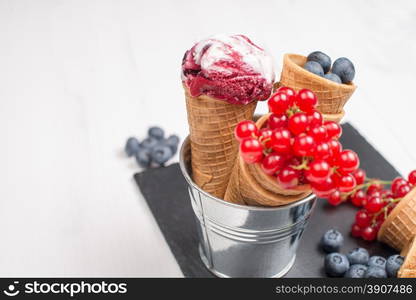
<box><xmin>349</xmin><ymin>170</ymin><xmax>416</xmax><ymax>241</ymax></box>
<box><xmin>234</xmin><ymin>86</ymin><xmax>360</xmax><ymax>197</ymax></box>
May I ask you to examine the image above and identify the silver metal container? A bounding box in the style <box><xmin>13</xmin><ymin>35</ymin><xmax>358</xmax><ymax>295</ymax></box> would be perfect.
<box><xmin>179</xmin><ymin>137</ymin><xmax>317</xmax><ymax>278</ymax></box>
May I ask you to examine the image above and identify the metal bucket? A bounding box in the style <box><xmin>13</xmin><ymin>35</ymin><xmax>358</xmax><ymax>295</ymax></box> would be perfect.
<box><xmin>179</xmin><ymin>137</ymin><xmax>317</xmax><ymax>278</ymax></box>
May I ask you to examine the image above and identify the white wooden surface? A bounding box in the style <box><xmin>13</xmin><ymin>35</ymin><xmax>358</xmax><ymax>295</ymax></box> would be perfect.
<box><xmin>0</xmin><ymin>0</ymin><xmax>415</xmax><ymax>277</ymax></box>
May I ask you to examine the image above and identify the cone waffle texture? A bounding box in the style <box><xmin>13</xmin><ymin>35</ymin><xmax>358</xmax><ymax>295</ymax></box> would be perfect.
<box><xmin>279</xmin><ymin>54</ymin><xmax>356</xmax><ymax>114</ymax></box>
<box><xmin>322</xmin><ymin>110</ymin><xmax>345</xmax><ymax>124</ymax></box>
<box><xmin>399</xmin><ymin>237</ymin><xmax>416</xmax><ymax>278</ymax></box>
<box><xmin>378</xmin><ymin>187</ymin><xmax>416</xmax><ymax>251</ymax></box>
<box><xmin>184</xmin><ymin>85</ymin><xmax>257</xmax><ymax>199</ymax></box>
<box><xmin>224</xmin><ymin>114</ymin><xmax>312</xmax><ymax>207</ymax></box>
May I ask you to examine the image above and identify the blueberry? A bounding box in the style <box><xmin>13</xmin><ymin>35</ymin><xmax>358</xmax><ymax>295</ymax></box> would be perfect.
<box><xmin>150</xmin><ymin>144</ymin><xmax>173</xmax><ymax>165</ymax></box>
<box><xmin>364</xmin><ymin>266</ymin><xmax>387</xmax><ymax>278</ymax></box>
<box><xmin>323</xmin><ymin>73</ymin><xmax>342</xmax><ymax>84</ymax></box>
<box><xmin>307</xmin><ymin>51</ymin><xmax>332</xmax><ymax>73</ymax></box>
<box><xmin>125</xmin><ymin>137</ymin><xmax>141</xmax><ymax>157</ymax></box>
<box><xmin>164</xmin><ymin>134</ymin><xmax>180</xmax><ymax>153</ymax></box>
<box><xmin>347</xmin><ymin>248</ymin><xmax>369</xmax><ymax>265</ymax></box>
<box><xmin>140</xmin><ymin>137</ymin><xmax>158</xmax><ymax>150</ymax></box>
<box><xmin>321</xmin><ymin>229</ymin><xmax>343</xmax><ymax>253</ymax></box>
<box><xmin>135</xmin><ymin>148</ymin><xmax>151</xmax><ymax>168</ymax></box>
<box><xmin>368</xmin><ymin>256</ymin><xmax>386</xmax><ymax>269</ymax></box>
<box><xmin>148</xmin><ymin>126</ymin><xmax>165</xmax><ymax>140</ymax></box>
<box><xmin>386</xmin><ymin>255</ymin><xmax>404</xmax><ymax>277</ymax></box>
<box><xmin>332</xmin><ymin>57</ymin><xmax>355</xmax><ymax>83</ymax></box>
<box><xmin>325</xmin><ymin>253</ymin><xmax>350</xmax><ymax>277</ymax></box>
<box><xmin>304</xmin><ymin>61</ymin><xmax>324</xmax><ymax>77</ymax></box>
<box><xmin>344</xmin><ymin>264</ymin><xmax>368</xmax><ymax>278</ymax></box>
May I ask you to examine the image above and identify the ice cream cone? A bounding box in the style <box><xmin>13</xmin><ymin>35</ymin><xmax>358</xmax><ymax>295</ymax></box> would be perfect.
<box><xmin>184</xmin><ymin>85</ymin><xmax>257</xmax><ymax>199</ymax></box>
<box><xmin>279</xmin><ymin>54</ymin><xmax>356</xmax><ymax>115</ymax></box>
<box><xmin>322</xmin><ymin>110</ymin><xmax>345</xmax><ymax>124</ymax></box>
<box><xmin>224</xmin><ymin>114</ymin><xmax>312</xmax><ymax>206</ymax></box>
<box><xmin>378</xmin><ymin>187</ymin><xmax>416</xmax><ymax>251</ymax></box>
<box><xmin>398</xmin><ymin>237</ymin><xmax>416</xmax><ymax>278</ymax></box>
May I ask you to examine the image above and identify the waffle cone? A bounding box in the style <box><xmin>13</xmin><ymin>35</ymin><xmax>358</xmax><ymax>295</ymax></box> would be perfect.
<box><xmin>224</xmin><ymin>114</ymin><xmax>312</xmax><ymax>206</ymax></box>
<box><xmin>184</xmin><ymin>85</ymin><xmax>257</xmax><ymax>199</ymax></box>
<box><xmin>378</xmin><ymin>187</ymin><xmax>416</xmax><ymax>251</ymax></box>
<box><xmin>398</xmin><ymin>237</ymin><xmax>416</xmax><ymax>278</ymax></box>
<box><xmin>279</xmin><ymin>54</ymin><xmax>356</xmax><ymax>114</ymax></box>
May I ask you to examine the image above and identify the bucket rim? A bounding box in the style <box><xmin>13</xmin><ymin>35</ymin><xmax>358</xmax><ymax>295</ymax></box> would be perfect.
<box><xmin>179</xmin><ymin>136</ymin><xmax>316</xmax><ymax>212</ymax></box>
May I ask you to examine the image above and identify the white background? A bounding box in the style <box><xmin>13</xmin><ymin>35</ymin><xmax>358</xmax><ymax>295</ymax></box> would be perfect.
<box><xmin>0</xmin><ymin>0</ymin><xmax>415</xmax><ymax>277</ymax></box>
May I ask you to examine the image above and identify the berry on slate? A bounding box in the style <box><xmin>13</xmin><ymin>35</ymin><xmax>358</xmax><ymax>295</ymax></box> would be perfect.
<box><xmin>364</xmin><ymin>266</ymin><xmax>387</xmax><ymax>278</ymax></box>
<box><xmin>307</xmin><ymin>51</ymin><xmax>332</xmax><ymax>73</ymax></box>
<box><xmin>140</xmin><ymin>137</ymin><xmax>159</xmax><ymax>150</ymax></box>
<box><xmin>331</xmin><ymin>57</ymin><xmax>355</xmax><ymax>83</ymax></box>
<box><xmin>368</xmin><ymin>256</ymin><xmax>387</xmax><ymax>269</ymax></box>
<box><xmin>304</xmin><ymin>61</ymin><xmax>324</xmax><ymax>77</ymax></box>
<box><xmin>125</xmin><ymin>137</ymin><xmax>141</xmax><ymax>157</ymax></box>
<box><xmin>148</xmin><ymin>126</ymin><xmax>165</xmax><ymax>140</ymax></box>
<box><xmin>361</xmin><ymin>226</ymin><xmax>377</xmax><ymax>241</ymax></box>
<box><xmin>324</xmin><ymin>73</ymin><xmax>342</xmax><ymax>84</ymax></box>
<box><xmin>351</xmin><ymin>223</ymin><xmax>362</xmax><ymax>237</ymax></box>
<box><xmin>386</xmin><ymin>255</ymin><xmax>404</xmax><ymax>277</ymax></box>
<box><xmin>135</xmin><ymin>148</ymin><xmax>151</xmax><ymax>168</ymax></box>
<box><xmin>321</xmin><ymin>229</ymin><xmax>344</xmax><ymax>253</ymax></box>
<box><xmin>324</xmin><ymin>253</ymin><xmax>350</xmax><ymax>277</ymax></box>
<box><xmin>347</xmin><ymin>247</ymin><xmax>369</xmax><ymax>265</ymax></box>
<box><xmin>344</xmin><ymin>264</ymin><xmax>368</xmax><ymax>278</ymax></box>
<box><xmin>150</xmin><ymin>144</ymin><xmax>173</xmax><ymax>165</ymax></box>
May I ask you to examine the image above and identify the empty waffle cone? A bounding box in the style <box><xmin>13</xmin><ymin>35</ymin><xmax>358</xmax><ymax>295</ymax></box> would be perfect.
<box><xmin>398</xmin><ymin>237</ymin><xmax>416</xmax><ymax>278</ymax></box>
<box><xmin>184</xmin><ymin>85</ymin><xmax>257</xmax><ymax>199</ymax></box>
<box><xmin>224</xmin><ymin>113</ymin><xmax>312</xmax><ymax>206</ymax></box>
<box><xmin>378</xmin><ymin>187</ymin><xmax>416</xmax><ymax>251</ymax></box>
<box><xmin>279</xmin><ymin>53</ymin><xmax>356</xmax><ymax>114</ymax></box>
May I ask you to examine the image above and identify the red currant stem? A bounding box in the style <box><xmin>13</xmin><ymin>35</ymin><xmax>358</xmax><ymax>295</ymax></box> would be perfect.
<box><xmin>370</xmin><ymin>197</ymin><xmax>402</xmax><ymax>226</ymax></box>
<box><xmin>291</xmin><ymin>158</ymin><xmax>309</xmax><ymax>170</ymax></box>
<box><xmin>260</xmin><ymin>137</ymin><xmax>271</xmax><ymax>147</ymax></box>
<box><xmin>262</xmin><ymin>148</ymin><xmax>272</xmax><ymax>156</ymax></box>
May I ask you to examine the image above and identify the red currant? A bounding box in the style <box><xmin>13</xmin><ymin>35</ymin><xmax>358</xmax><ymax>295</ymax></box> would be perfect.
<box><xmin>275</xmin><ymin>86</ymin><xmax>296</xmax><ymax>103</ymax></box>
<box><xmin>277</xmin><ymin>166</ymin><xmax>300</xmax><ymax>189</ymax></box>
<box><xmin>324</xmin><ymin>121</ymin><xmax>342</xmax><ymax>139</ymax></box>
<box><xmin>352</xmin><ymin>168</ymin><xmax>366</xmax><ymax>185</ymax></box>
<box><xmin>391</xmin><ymin>177</ymin><xmax>408</xmax><ymax>195</ymax></box>
<box><xmin>367</xmin><ymin>183</ymin><xmax>383</xmax><ymax>196</ymax></box>
<box><xmin>361</xmin><ymin>226</ymin><xmax>377</xmax><ymax>241</ymax></box>
<box><xmin>351</xmin><ymin>223</ymin><xmax>362</xmax><ymax>237</ymax></box>
<box><xmin>408</xmin><ymin>170</ymin><xmax>416</xmax><ymax>185</ymax></box>
<box><xmin>288</xmin><ymin>113</ymin><xmax>308</xmax><ymax>135</ymax></box>
<box><xmin>305</xmin><ymin>160</ymin><xmax>331</xmax><ymax>183</ymax></box>
<box><xmin>293</xmin><ymin>134</ymin><xmax>315</xmax><ymax>157</ymax></box>
<box><xmin>394</xmin><ymin>183</ymin><xmax>412</xmax><ymax>198</ymax></box>
<box><xmin>234</xmin><ymin>120</ymin><xmax>258</xmax><ymax>142</ymax></box>
<box><xmin>336</xmin><ymin>150</ymin><xmax>359</xmax><ymax>174</ymax></box>
<box><xmin>306</xmin><ymin>110</ymin><xmax>323</xmax><ymax>128</ymax></box>
<box><xmin>355</xmin><ymin>210</ymin><xmax>371</xmax><ymax>228</ymax></box>
<box><xmin>338</xmin><ymin>174</ymin><xmax>357</xmax><ymax>193</ymax></box>
<box><xmin>313</xmin><ymin>142</ymin><xmax>331</xmax><ymax>160</ymax></box>
<box><xmin>328</xmin><ymin>190</ymin><xmax>342</xmax><ymax>206</ymax></box>
<box><xmin>327</xmin><ymin>139</ymin><xmax>342</xmax><ymax>161</ymax></box>
<box><xmin>296</xmin><ymin>89</ymin><xmax>317</xmax><ymax>112</ymax></box>
<box><xmin>351</xmin><ymin>189</ymin><xmax>367</xmax><ymax>207</ymax></box>
<box><xmin>270</xmin><ymin>128</ymin><xmax>292</xmax><ymax>154</ymax></box>
<box><xmin>240</xmin><ymin>138</ymin><xmax>263</xmax><ymax>164</ymax></box>
<box><xmin>365</xmin><ymin>196</ymin><xmax>384</xmax><ymax>213</ymax></box>
<box><xmin>311</xmin><ymin>176</ymin><xmax>336</xmax><ymax>197</ymax></box>
<box><xmin>309</xmin><ymin>125</ymin><xmax>328</xmax><ymax>142</ymax></box>
<box><xmin>259</xmin><ymin>128</ymin><xmax>273</xmax><ymax>148</ymax></box>
<box><xmin>268</xmin><ymin>113</ymin><xmax>288</xmax><ymax>130</ymax></box>
<box><xmin>268</xmin><ymin>92</ymin><xmax>292</xmax><ymax>115</ymax></box>
<box><xmin>261</xmin><ymin>153</ymin><xmax>286</xmax><ymax>176</ymax></box>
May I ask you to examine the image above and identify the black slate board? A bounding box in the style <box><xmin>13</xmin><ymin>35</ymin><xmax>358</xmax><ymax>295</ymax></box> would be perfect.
<box><xmin>134</xmin><ymin>123</ymin><xmax>399</xmax><ymax>278</ymax></box>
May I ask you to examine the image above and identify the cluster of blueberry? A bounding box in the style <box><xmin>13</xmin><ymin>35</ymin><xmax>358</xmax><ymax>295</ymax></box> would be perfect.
<box><xmin>304</xmin><ymin>51</ymin><xmax>355</xmax><ymax>84</ymax></box>
<box><xmin>321</xmin><ymin>229</ymin><xmax>404</xmax><ymax>278</ymax></box>
<box><xmin>125</xmin><ymin>127</ymin><xmax>179</xmax><ymax>168</ymax></box>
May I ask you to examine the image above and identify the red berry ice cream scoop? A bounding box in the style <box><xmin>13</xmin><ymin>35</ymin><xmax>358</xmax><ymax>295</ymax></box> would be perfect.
<box><xmin>182</xmin><ymin>34</ymin><xmax>275</xmax><ymax>105</ymax></box>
